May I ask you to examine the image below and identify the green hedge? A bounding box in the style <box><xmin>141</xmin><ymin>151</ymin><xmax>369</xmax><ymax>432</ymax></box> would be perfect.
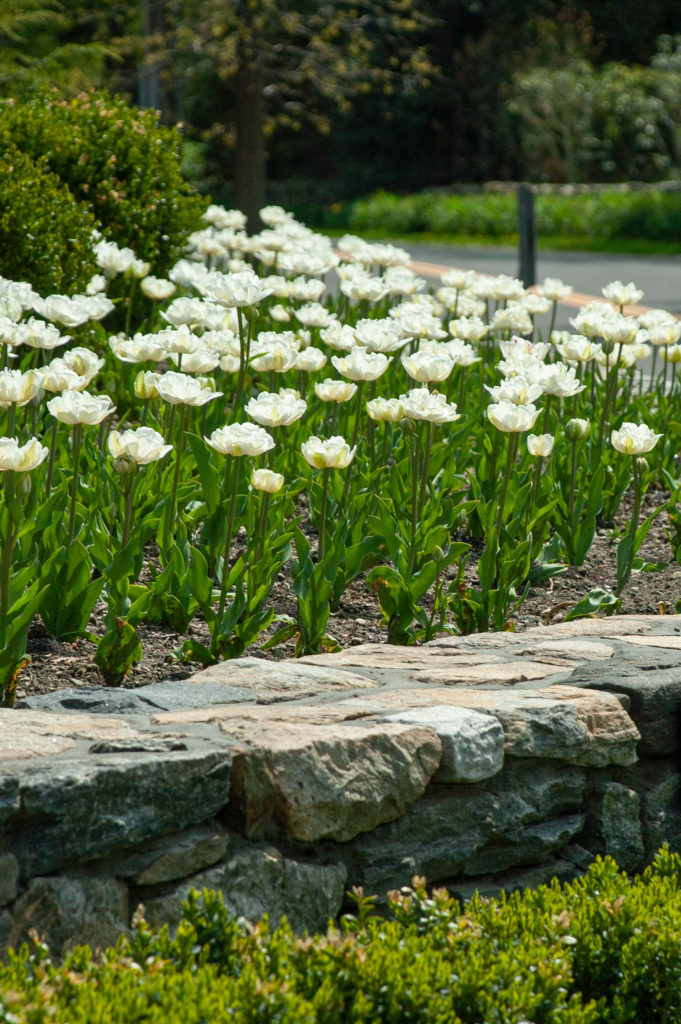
<box><xmin>345</xmin><ymin>188</ymin><xmax>681</xmax><ymax>242</ymax></box>
<box><xmin>5</xmin><ymin>849</ymin><xmax>681</xmax><ymax>1022</ymax></box>
<box><xmin>0</xmin><ymin>146</ymin><xmax>97</xmax><ymax>294</ymax></box>
<box><xmin>0</xmin><ymin>91</ymin><xmax>208</xmax><ymax>275</ymax></box>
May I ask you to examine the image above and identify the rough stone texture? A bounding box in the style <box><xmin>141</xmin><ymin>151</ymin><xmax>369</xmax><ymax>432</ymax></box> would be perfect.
<box><xmin>585</xmin><ymin>782</ymin><xmax>645</xmax><ymax>873</ymax></box>
<box><xmin>0</xmin><ymin>710</ymin><xmax>145</xmax><ymax>760</ymax></box>
<box><xmin>187</xmin><ymin>656</ymin><xmax>379</xmax><ymax>700</ymax></box>
<box><xmin>612</xmin><ymin>759</ymin><xmax>681</xmax><ymax>862</ymax></box>
<box><xmin>0</xmin><ymin>854</ymin><xmax>18</xmax><ymax>907</ymax></box>
<box><xmin>343</xmin><ymin>757</ymin><xmax>588</xmax><ymax>896</ymax></box>
<box><xmin>568</xmin><ymin>650</ymin><xmax>681</xmax><ymax>756</ymax></box>
<box><xmin>462</xmin><ymin>814</ymin><xmax>585</xmax><ymax>876</ymax></box>
<box><xmin>299</xmin><ymin>644</ymin><xmax>563</xmax><ymax>687</ymax></box>
<box><xmin>227</xmin><ymin>720</ymin><xmax>442</xmax><ymax>841</ymax></box>
<box><xmin>0</xmin><ymin>912</ymin><xmax>12</xmax><ymax>952</ymax></box>
<box><xmin>450</xmin><ymin>858</ymin><xmax>582</xmax><ymax>903</ymax></box>
<box><xmin>4</xmin><ymin>615</ymin><xmax>681</xmax><ymax>951</ymax></box>
<box><xmin>3</xmin><ymin>751</ymin><xmax>232</xmax><ymax>879</ymax></box>
<box><xmin>141</xmin><ymin>837</ymin><xmax>346</xmax><ymax>934</ymax></box>
<box><xmin>4</xmin><ymin>876</ymin><xmax>129</xmax><ymax>958</ymax></box>
<box><xmin>382</xmin><ymin>706</ymin><xmax>504</xmax><ymax>783</ymax></box>
<box><xmin>108</xmin><ymin>826</ymin><xmax>230</xmax><ymax>886</ymax></box>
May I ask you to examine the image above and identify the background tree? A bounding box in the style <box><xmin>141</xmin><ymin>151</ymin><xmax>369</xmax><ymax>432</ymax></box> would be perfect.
<box><xmin>169</xmin><ymin>0</ymin><xmax>435</xmax><ymax>226</ymax></box>
<box><xmin>0</xmin><ymin>0</ymin><xmax>116</xmax><ymax>96</ymax></box>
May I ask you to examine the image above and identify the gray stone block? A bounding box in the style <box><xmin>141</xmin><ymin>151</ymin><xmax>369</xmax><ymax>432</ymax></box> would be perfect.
<box><xmin>4</xmin><ymin>751</ymin><xmax>231</xmax><ymax>879</ymax></box>
<box><xmin>0</xmin><ymin>855</ymin><xmax>18</xmax><ymax>908</ymax></box>
<box><xmin>382</xmin><ymin>706</ymin><xmax>504</xmax><ymax>783</ymax></box>
<box><xmin>4</xmin><ymin>876</ymin><xmax>129</xmax><ymax>959</ymax></box>
<box><xmin>15</xmin><ymin>681</ymin><xmax>257</xmax><ymax>715</ymax></box>
<box><xmin>141</xmin><ymin>836</ymin><xmax>346</xmax><ymax>934</ymax></box>
<box><xmin>568</xmin><ymin>652</ymin><xmax>681</xmax><ymax>756</ymax></box>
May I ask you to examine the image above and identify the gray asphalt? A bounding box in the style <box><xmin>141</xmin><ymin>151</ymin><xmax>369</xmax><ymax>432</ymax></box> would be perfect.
<box><xmin>400</xmin><ymin>242</ymin><xmax>681</xmax><ymax>328</ymax></box>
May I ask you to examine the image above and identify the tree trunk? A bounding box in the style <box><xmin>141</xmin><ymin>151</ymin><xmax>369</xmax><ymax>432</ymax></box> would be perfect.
<box><xmin>234</xmin><ymin>61</ymin><xmax>266</xmax><ymax>230</ymax></box>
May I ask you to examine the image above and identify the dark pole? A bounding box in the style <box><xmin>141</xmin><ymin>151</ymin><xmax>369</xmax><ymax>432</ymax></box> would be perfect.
<box><xmin>517</xmin><ymin>184</ymin><xmax>536</xmax><ymax>288</ymax></box>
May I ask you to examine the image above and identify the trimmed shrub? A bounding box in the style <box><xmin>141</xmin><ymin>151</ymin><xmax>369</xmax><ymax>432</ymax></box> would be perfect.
<box><xmin>0</xmin><ymin>90</ymin><xmax>209</xmax><ymax>274</ymax></box>
<box><xmin>346</xmin><ymin>187</ymin><xmax>681</xmax><ymax>242</ymax></box>
<box><xmin>0</xmin><ymin>146</ymin><xmax>97</xmax><ymax>295</ymax></box>
<box><xmin>5</xmin><ymin>849</ymin><xmax>681</xmax><ymax>1021</ymax></box>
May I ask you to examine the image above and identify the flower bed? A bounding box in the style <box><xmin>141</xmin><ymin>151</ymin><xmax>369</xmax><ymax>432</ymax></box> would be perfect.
<box><xmin>1</xmin><ymin>207</ymin><xmax>681</xmax><ymax>702</ymax></box>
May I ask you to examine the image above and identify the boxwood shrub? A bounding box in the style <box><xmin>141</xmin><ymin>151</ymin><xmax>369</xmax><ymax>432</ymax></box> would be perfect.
<box><xmin>4</xmin><ymin>848</ymin><xmax>681</xmax><ymax>1022</ymax></box>
<box><xmin>0</xmin><ymin>146</ymin><xmax>97</xmax><ymax>295</ymax></box>
<box><xmin>0</xmin><ymin>90</ymin><xmax>209</xmax><ymax>274</ymax></box>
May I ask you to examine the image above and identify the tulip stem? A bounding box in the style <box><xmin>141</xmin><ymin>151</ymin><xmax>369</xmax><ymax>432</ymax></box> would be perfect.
<box><xmin>233</xmin><ymin>308</ymin><xmax>252</xmax><ymax>418</ymax></box>
<box><xmin>615</xmin><ymin>456</ymin><xmax>642</xmax><ymax>597</ymax></box>
<box><xmin>495</xmin><ymin>432</ymin><xmax>519</xmax><ymax>543</ymax></box>
<box><xmin>0</xmin><ymin>488</ymin><xmax>18</xmax><ymax>623</ymax></box>
<box><xmin>217</xmin><ymin>457</ymin><xmax>241</xmax><ymax>624</ymax></box>
<box><xmin>318</xmin><ymin>468</ymin><xmax>330</xmax><ymax>564</ymax></box>
<box><xmin>406</xmin><ymin>425</ymin><xmax>422</xmax><ymax>578</ymax></box>
<box><xmin>67</xmin><ymin>424</ymin><xmax>82</xmax><ymax>545</ymax></box>
<box><xmin>45</xmin><ymin>419</ymin><xmax>59</xmax><ymax>495</ymax></box>
<box><xmin>342</xmin><ymin>382</ymin><xmax>363</xmax><ymax>503</ymax></box>
<box><xmin>121</xmin><ymin>470</ymin><xmax>137</xmax><ymax>550</ymax></box>
<box><xmin>164</xmin><ymin>405</ymin><xmax>187</xmax><ymax>551</ymax></box>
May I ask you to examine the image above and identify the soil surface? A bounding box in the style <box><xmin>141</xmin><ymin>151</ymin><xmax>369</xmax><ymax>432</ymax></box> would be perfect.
<box><xmin>18</xmin><ymin>488</ymin><xmax>681</xmax><ymax>702</ymax></box>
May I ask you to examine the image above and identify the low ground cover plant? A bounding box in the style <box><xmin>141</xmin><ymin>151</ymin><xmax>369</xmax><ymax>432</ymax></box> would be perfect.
<box><xmin>4</xmin><ymin>849</ymin><xmax>681</xmax><ymax>1021</ymax></box>
<box><xmin>1</xmin><ymin>194</ymin><xmax>681</xmax><ymax>702</ymax></box>
<box><xmin>342</xmin><ymin>187</ymin><xmax>681</xmax><ymax>247</ymax></box>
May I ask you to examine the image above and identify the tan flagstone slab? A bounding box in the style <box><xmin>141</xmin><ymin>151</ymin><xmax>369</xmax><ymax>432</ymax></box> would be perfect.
<box><xmin>224</xmin><ymin>719</ymin><xmax>442</xmax><ymax>842</ymax></box>
<box><xmin>511</xmin><ymin>640</ymin><xmax>615</xmax><ymax>665</ymax></box>
<box><xmin>299</xmin><ymin>645</ymin><xmax>561</xmax><ymax>686</ymax></box>
<box><xmin>186</xmin><ymin>655</ymin><xmax>379</xmax><ymax>700</ymax></box>
<box><xmin>153</xmin><ymin>702</ymin><xmax>374</xmax><ymax>727</ymax></box>
<box><xmin>0</xmin><ymin>710</ymin><xmax>145</xmax><ymax>761</ymax></box>
<box><xmin>618</xmin><ymin>634</ymin><xmax>681</xmax><ymax>650</ymax></box>
<box><xmin>429</xmin><ymin>616</ymin><xmax>673</xmax><ymax>651</ymax></box>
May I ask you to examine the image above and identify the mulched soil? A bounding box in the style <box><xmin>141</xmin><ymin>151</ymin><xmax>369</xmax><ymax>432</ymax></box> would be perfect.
<box><xmin>17</xmin><ymin>487</ymin><xmax>681</xmax><ymax>702</ymax></box>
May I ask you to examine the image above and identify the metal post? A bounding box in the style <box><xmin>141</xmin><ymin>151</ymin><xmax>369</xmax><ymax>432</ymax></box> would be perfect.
<box><xmin>517</xmin><ymin>184</ymin><xmax>536</xmax><ymax>288</ymax></box>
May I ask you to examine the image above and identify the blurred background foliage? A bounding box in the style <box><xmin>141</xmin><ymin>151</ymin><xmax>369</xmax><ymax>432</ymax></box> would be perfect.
<box><xmin>0</xmin><ymin>0</ymin><xmax>680</xmax><ymax>228</ymax></box>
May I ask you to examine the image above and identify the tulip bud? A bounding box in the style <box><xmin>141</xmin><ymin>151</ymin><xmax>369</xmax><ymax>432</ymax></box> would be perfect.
<box><xmin>565</xmin><ymin>418</ymin><xmax>590</xmax><ymax>442</ymax></box>
<box><xmin>243</xmin><ymin>306</ymin><xmax>259</xmax><ymax>323</ymax></box>
<box><xmin>635</xmin><ymin>456</ymin><xmax>649</xmax><ymax>474</ymax></box>
<box><xmin>113</xmin><ymin>453</ymin><xmax>136</xmax><ymax>475</ymax></box>
<box><xmin>400</xmin><ymin>416</ymin><xmax>416</xmax><ymax>436</ymax></box>
<box><xmin>17</xmin><ymin>473</ymin><xmax>32</xmax><ymax>496</ymax></box>
<box><xmin>600</xmin><ymin>338</ymin><xmax>615</xmax><ymax>356</ymax></box>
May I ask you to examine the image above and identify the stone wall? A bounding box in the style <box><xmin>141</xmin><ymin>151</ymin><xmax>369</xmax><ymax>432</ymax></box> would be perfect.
<box><xmin>2</xmin><ymin>614</ymin><xmax>681</xmax><ymax>958</ymax></box>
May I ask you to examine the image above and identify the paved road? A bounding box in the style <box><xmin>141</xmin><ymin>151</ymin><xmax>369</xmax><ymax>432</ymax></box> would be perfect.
<box><xmin>396</xmin><ymin>242</ymin><xmax>681</xmax><ymax>329</ymax></box>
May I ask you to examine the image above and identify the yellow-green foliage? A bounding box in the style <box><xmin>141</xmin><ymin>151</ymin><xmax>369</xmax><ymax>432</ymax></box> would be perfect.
<box><xmin>0</xmin><ymin>90</ymin><xmax>209</xmax><ymax>274</ymax></box>
<box><xmin>5</xmin><ymin>849</ymin><xmax>681</xmax><ymax>1023</ymax></box>
<box><xmin>0</xmin><ymin>146</ymin><xmax>97</xmax><ymax>295</ymax></box>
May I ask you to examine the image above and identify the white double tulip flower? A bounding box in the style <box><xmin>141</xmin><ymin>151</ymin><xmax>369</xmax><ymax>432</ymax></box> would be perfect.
<box><xmin>108</xmin><ymin>427</ymin><xmax>173</xmax><ymax>465</ymax></box>
<box><xmin>527</xmin><ymin>433</ymin><xmax>554</xmax><ymax>458</ymax></box>
<box><xmin>487</xmin><ymin>401</ymin><xmax>540</xmax><ymax>433</ymax></box>
<box><xmin>251</xmin><ymin>467</ymin><xmax>285</xmax><ymax>493</ymax></box>
<box><xmin>331</xmin><ymin>349</ymin><xmax>389</xmax><ymax>382</ymax></box>
<box><xmin>400</xmin><ymin>388</ymin><xmax>460</xmax><ymax>424</ymax></box>
<box><xmin>245</xmin><ymin>391</ymin><xmax>307</xmax><ymax>428</ymax></box>
<box><xmin>156</xmin><ymin>371</ymin><xmax>223</xmax><ymax>407</ymax></box>
<box><xmin>0</xmin><ymin>437</ymin><xmax>49</xmax><ymax>473</ymax></box>
<box><xmin>401</xmin><ymin>349</ymin><xmax>453</xmax><ymax>384</ymax></box>
<box><xmin>366</xmin><ymin>397</ymin><xmax>405</xmax><ymax>422</ymax></box>
<box><xmin>611</xmin><ymin>423</ymin><xmax>662</xmax><ymax>455</ymax></box>
<box><xmin>206</xmin><ymin>422</ymin><xmax>275</xmax><ymax>457</ymax></box>
<box><xmin>301</xmin><ymin>435</ymin><xmax>356</xmax><ymax>469</ymax></box>
<box><xmin>314</xmin><ymin>379</ymin><xmax>357</xmax><ymax>403</ymax></box>
<box><xmin>0</xmin><ymin>369</ymin><xmax>42</xmax><ymax>407</ymax></box>
<box><xmin>47</xmin><ymin>390</ymin><xmax>115</xmax><ymax>425</ymax></box>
